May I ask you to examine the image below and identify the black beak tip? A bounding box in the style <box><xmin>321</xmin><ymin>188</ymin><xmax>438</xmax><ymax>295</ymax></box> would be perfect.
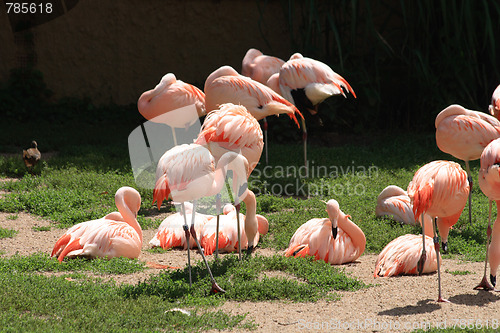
<box><xmin>332</xmin><ymin>226</ymin><xmax>338</xmax><ymax>239</ymax></box>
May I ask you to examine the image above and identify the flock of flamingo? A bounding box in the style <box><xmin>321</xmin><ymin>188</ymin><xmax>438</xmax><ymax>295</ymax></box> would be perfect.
<box><xmin>50</xmin><ymin>48</ymin><xmax>500</xmax><ymax>301</ymax></box>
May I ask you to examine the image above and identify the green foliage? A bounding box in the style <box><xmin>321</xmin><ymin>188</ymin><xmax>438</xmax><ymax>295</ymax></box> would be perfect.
<box><xmin>0</xmin><ymin>227</ymin><xmax>17</xmax><ymax>239</ymax></box>
<box><xmin>122</xmin><ymin>254</ymin><xmax>365</xmax><ymax>304</ymax></box>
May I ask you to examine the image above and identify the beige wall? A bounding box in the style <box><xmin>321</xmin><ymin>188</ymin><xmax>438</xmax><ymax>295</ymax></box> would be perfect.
<box><xmin>0</xmin><ymin>0</ymin><xmax>292</xmax><ymax>105</ymax></box>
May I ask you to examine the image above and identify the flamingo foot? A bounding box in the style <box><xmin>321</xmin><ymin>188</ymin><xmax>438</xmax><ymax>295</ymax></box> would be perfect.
<box><xmin>437</xmin><ymin>296</ymin><xmax>450</xmax><ymax>303</ymax></box>
<box><xmin>211</xmin><ymin>281</ymin><xmax>226</xmax><ymax>294</ymax></box>
<box><xmin>474</xmin><ymin>275</ymin><xmax>495</xmax><ymax>291</ymax></box>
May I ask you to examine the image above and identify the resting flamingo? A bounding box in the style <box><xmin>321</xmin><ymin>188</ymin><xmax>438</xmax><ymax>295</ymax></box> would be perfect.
<box><xmin>489</xmin><ymin>84</ymin><xmax>500</xmax><ymax>120</ymax></box>
<box><xmin>435</xmin><ymin>104</ymin><xmax>500</xmax><ymax>225</ymax></box>
<box><xmin>267</xmin><ymin>53</ymin><xmax>356</xmax><ymax>176</ymax></box>
<box><xmin>195</xmin><ymin>103</ymin><xmax>264</xmax><ymax>258</ymax></box>
<box><xmin>153</xmin><ymin>143</ymin><xmax>249</xmax><ymax>293</ymax></box>
<box><xmin>149</xmin><ymin>202</ymin><xmax>212</xmax><ymax>250</ymax></box>
<box><xmin>241</xmin><ymin>48</ymin><xmax>285</xmax><ymax>165</ymax></box>
<box><xmin>137</xmin><ymin>73</ymin><xmax>206</xmax><ymax>145</ymax></box>
<box><xmin>374</xmin><ymin>213</ymin><xmax>438</xmax><ymax>277</ymax></box>
<box><xmin>285</xmin><ymin>199</ymin><xmax>365</xmax><ymax>265</ymax></box>
<box><xmin>407</xmin><ymin>160</ymin><xmax>469</xmax><ymax>302</ymax></box>
<box><xmin>474</xmin><ymin>137</ymin><xmax>500</xmax><ymax>291</ymax></box>
<box><xmin>51</xmin><ymin>187</ymin><xmax>142</xmax><ymax>261</ymax></box>
<box><xmin>200</xmin><ymin>203</ymin><xmax>269</xmax><ymax>255</ymax></box>
<box><xmin>375</xmin><ymin>185</ymin><xmax>418</xmax><ymax>225</ymax></box>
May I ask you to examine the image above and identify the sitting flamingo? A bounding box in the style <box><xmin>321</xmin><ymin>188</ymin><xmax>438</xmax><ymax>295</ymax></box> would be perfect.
<box><xmin>375</xmin><ymin>185</ymin><xmax>418</xmax><ymax>225</ymax></box>
<box><xmin>51</xmin><ymin>187</ymin><xmax>142</xmax><ymax>261</ymax></box>
<box><xmin>285</xmin><ymin>199</ymin><xmax>365</xmax><ymax>265</ymax></box>
<box><xmin>200</xmin><ymin>204</ymin><xmax>269</xmax><ymax>255</ymax></box>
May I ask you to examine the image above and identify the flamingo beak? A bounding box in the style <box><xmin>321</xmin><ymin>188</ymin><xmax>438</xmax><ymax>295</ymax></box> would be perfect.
<box><xmin>331</xmin><ymin>225</ymin><xmax>338</xmax><ymax>239</ymax></box>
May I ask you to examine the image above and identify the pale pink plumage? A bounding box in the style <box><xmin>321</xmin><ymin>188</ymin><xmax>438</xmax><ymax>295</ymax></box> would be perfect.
<box><xmin>489</xmin><ymin>85</ymin><xmax>500</xmax><ymax>120</ymax></box>
<box><xmin>375</xmin><ymin>185</ymin><xmax>418</xmax><ymax>225</ymax></box>
<box><xmin>204</xmin><ymin>65</ymin><xmax>302</xmax><ymax>126</ymax></box>
<box><xmin>241</xmin><ymin>48</ymin><xmax>285</xmax><ymax>85</ymax></box>
<box><xmin>51</xmin><ymin>187</ymin><xmax>142</xmax><ymax>262</ymax></box>
<box><xmin>200</xmin><ymin>204</ymin><xmax>269</xmax><ymax>255</ymax></box>
<box><xmin>137</xmin><ymin>73</ymin><xmax>206</xmax><ymax>127</ymax></box>
<box><xmin>285</xmin><ymin>199</ymin><xmax>365</xmax><ymax>265</ymax></box>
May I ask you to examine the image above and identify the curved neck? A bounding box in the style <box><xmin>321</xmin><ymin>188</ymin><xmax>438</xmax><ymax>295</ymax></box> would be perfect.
<box><xmin>242</xmin><ymin>190</ymin><xmax>256</xmax><ymax>221</ymax></box>
<box><xmin>336</xmin><ymin>212</ymin><xmax>366</xmax><ymax>253</ymax></box>
<box><xmin>117</xmin><ymin>197</ymin><xmax>142</xmax><ymax>242</ymax></box>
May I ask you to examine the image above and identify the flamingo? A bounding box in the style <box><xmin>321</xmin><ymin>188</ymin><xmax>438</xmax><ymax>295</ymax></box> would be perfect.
<box><xmin>51</xmin><ymin>187</ymin><xmax>142</xmax><ymax>261</ymax></box>
<box><xmin>200</xmin><ymin>203</ymin><xmax>269</xmax><ymax>255</ymax></box>
<box><xmin>241</xmin><ymin>48</ymin><xmax>285</xmax><ymax>165</ymax></box>
<box><xmin>149</xmin><ymin>202</ymin><xmax>212</xmax><ymax>250</ymax></box>
<box><xmin>195</xmin><ymin>103</ymin><xmax>264</xmax><ymax>258</ymax></box>
<box><xmin>267</xmin><ymin>53</ymin><xmax>356</xmax><ymax>176</ymax></box>
<box><xmin>407</xmin><ymin>160</ymin><xmax>469</xmax><ymax>302</ymax></box>
<box><xmin>474</xmin><ymin>137</ymin><xmax>500</xmax><ymax>291</ymax></box>
<box><xmin>153</xmin><ymin>143</ymin><xmax>249</xmax><ymax>293</ymax></box>
<box><xmin>375</xmin><ymin>185</ymin><xmax>418</xmax><ymax>225</ymax></box>
<box><xmin>435</xmin><ymin>104</ymin><xmax>500</xmax><ymax>225</ymax></box>
<box><xmin>285</xmin><ymin>199</ymin><xmax>366</xmax><ymax>265</ymax></box>
<box><xmin>137</xmin><ymin>73</ymin><xmax>206</xmax><ymax>146</ymax></box>
<box><xmin>489</xmin><ymin>84</ymin><xmax>500</xmax><ymax>120</ymax></box>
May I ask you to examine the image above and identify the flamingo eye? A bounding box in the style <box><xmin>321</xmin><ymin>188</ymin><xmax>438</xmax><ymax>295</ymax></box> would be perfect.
<box><xmin>257</xmin><ymin>105</ymin><xmax>263</xmax><ymax>109</ymax></box>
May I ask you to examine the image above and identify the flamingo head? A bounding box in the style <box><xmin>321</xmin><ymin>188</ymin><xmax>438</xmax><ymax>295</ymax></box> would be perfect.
<box><xmin>322</xmin><ymin>199</ymin><xmax>340</xmax><ymax>239</ymax></box>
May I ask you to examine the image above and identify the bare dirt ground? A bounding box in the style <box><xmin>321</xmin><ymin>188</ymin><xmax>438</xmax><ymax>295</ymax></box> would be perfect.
<box><xmin>1</xmin><ymin>203</ymin><xmax>500</xmax><ymax>332</ymax></box>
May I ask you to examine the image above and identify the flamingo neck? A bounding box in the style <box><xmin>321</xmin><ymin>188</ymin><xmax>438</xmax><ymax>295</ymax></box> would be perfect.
<box><xmin>118</xmin><ymin>198</ymin><xmax>142</xmax><ymax>242</ymax></box>
<box><xmin>335</xmin><ymin>212</ymin><xmax>366</xmax><ymax>254</ymax></box>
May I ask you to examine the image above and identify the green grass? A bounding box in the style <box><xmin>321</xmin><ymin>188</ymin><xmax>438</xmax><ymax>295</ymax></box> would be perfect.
<box><xmin>0</xmin><ymin>227</ymin><xmax>17</xmax><ymax>239</ymax></box>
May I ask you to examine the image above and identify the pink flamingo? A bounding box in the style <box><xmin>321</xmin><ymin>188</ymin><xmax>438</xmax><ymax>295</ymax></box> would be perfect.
<box><xmin>375</xmin><ymin>185</ymin><xmax>418</xmax><ymax>225</ymax></box>
<box><xmin>51</xmin><ymin>187</ymin><xmax>142</xmax><ymax>261</ymax></box>
<box><xmin>407</xmin><ymin>160</ymin><xmax>469</xmax><ymax>302</ymax></box>
<box><xmin>267</xmin><ymin>53</ymin><xmax>356</xmax><ymax>176</ymax></box>
<box><xmin>285</xmin><ymin>199</ymin><xmax>366</xmax><ymax>265</ymax></box>
<box><xmin>474</xmin><ymin>137</ymin><xmax>500</xmax><ymax>291</ymax></box>
<box><xmin>489</xmin><ymin>84</ymin><xmax>500</xmax><ymax>120</ymax></box>
<box><xmin>435</xmin><ymin>104</ymin><xmax>500</xmax><ymax>224</ymax></box>
<box><xmin>153</xmin><ymin>143</ymin><xmax>249</xmax><ymax>292</ymax></box>
<box><xmin>195</xmin><ymin>103</ymin><xmax>264</xmax><ymax>258</ymax></box>
<box><xmin>137</xmin><ymin>73</ymin><xmax>206</xmax><ymax>145</ymax></box>
<box><xmin>149</xmin><ymin>202</ymin><xmax>212</xmax><ymax>250</ymax></box>
<box><xmin>200</xmin><ymin>203</ymin><xmax>269</xmax><ymax>255</ymax></box>
<box><xmin>241</xmin><ymin>48</ymin><xmax>285</xmax><ymax>164</ymax></box>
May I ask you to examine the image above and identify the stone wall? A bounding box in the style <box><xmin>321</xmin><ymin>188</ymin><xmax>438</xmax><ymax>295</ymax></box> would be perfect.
<box><xmin>0</xmin><ymin>0</ymin><xmax>292</xmax><ymax>105</ymax></box>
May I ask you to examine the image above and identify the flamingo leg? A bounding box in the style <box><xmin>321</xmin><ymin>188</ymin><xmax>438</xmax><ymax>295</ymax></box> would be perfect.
<box><xmin>235</xmin><ymin>203</ymin><xmax>242</xmax><ymax>261</ymax></box>
<box><xmin>301</xmin><ymin>117</ymin><xmax>308</xmax><ymax>180</ymax></box>
<box><xmin>474</xmin><ymin>200</ymin><xmax>495</xmax><ymax>291</ymax></box>
<box><xmin>171</xmin><ymin>126</ymin><xmax>178</xmax><ymax>146</ymax></box>
<box><xmin>189</xmin><ymin>200</ymin><xmax>225</xmax><ymax>294</ymax></box>
<box><xmin>181</xmin><ymin>202</ymin><xmax>192</xmax><ymax>287</ymax></box>
<box><xmin>433</xmin><ymin>217</ymin><xmax>450</xmax><ymax>303</ymax></box>
<box><xmin>465</xmin><ymin>160</ymin><xmax>472</xmax><ymax>226</ymax></box>
<box><xmin>215</xmin><ymin>193</ymin><xmax>221</xmax><ymax>259</ymax></box>
<box><xmin>417</xmin><ymin>214</ymin><xmax>426</xmax><ymax>275</ymax></box>
<box><xmin>263</xmin><ymin>117</ymin><xmax>268</xmax><ymax>165</ymax></box>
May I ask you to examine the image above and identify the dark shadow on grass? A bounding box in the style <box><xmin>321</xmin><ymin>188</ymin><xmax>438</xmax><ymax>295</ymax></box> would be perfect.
<box><xmin>378</xmin><ymin>299</ymin><xmax>441</xmax><ymax>316</ymax></box>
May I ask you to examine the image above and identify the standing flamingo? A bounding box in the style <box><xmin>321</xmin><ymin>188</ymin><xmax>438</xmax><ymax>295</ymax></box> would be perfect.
<box><xmin>489</xmin><ymin>84</ymin><xmax>500</xmax><ymax>120</ymax></box>
<box><xmin>241</xmin><ymin>48</ymin><xmax>285</xmax><ymax>165</ymax></box>
<box><xmin>200</xmin><ymin>203</ymin><xmax>269</xmax><ymax>255</ymax></box>
<box><xmin>474</xmin><ymin>137</ymin><xmax>500</xmax><ymax>291</ymax></box>
<box><xmin>285</xmin><ymin>199</ymin><xmax>365</xmax><ymax>265</ymax></box>
<box><xmin>195</xmin><ymin>103</ymin><xmax>264</xmax><ymax>258</ymax></box>
<box><xmin>149</xmin><ymin>202</ymin><xmax>212</xmax><ymax>250</ymax></box>
<box><xmin>51</xmin><ymin>187</ymin><xmax>142</xmax><ymax>261</ymax></box>
<box><xmin>375</xmin><ymin>185</ymin><xmax>418</xmax><ymax>225</ymax></box>
<box><xmin>435</xmin><ymin>104</ymin><xmax>500</xmax><ymax>225</ymax></box>
<box><xmin>407</xmin><ymin>160</ymin><xmax>469</xmax><ymax>302</ymax></box>
<box><xmin>137</xmin><ymin>73</ymin><xmax>206</xmax><ymax>146</ymax></box>
<box><xmin>153</xmin><ymin>143</ymin><xmax>249</xmax><ymax>293</ymax></box>
<box><xmin>267</xmin><ymin>53</ymin><xmax>356</xmax><ymax>176</ymax></box>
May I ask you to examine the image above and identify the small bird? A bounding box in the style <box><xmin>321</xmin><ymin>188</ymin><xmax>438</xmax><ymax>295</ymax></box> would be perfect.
<box><xmin>149</xmin><ymin>202</ymin><xmax>212</xmax><ymax>250</ymax></box>
<box><xmin>285</xmin><ymin>199</ymin><xmax>366</xmax><ymax>265</ymax></box>
<box><xmin>474</xmin><ymin>137</ymin><xmax>500</xmax><ymax>291</ymax></box>
<box><xmin>375</xmin><ymin>185</ymin><xmax>418</xmax><ymax>225</ymax></box>
<box><xmin>22</xmin><ymin>140</ymin><xmax>41</xmax><ymax>173</ymax></box>
<box><xmin>200</xmin><ymin>203</ymin><xmax>269</xmax><ymax>255</ymax></box>
<box><xmin>407</xmin><ymin>160</ymin><xmax>469</xmax><ymax>302</ymax></box>
<box><xmin>489</xmin><ymin>84</ymin><xmax>500</xmax><ymax>120</ymax></box>
<box><xmin>435</xmin><ymin>104</ymin><xmax>500</xmax><ymax>225</ymax></box>
<box><xmin>51</xmin><ymin>187</ymin><xmax>142</xmax><ymax>261</ymax></box>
